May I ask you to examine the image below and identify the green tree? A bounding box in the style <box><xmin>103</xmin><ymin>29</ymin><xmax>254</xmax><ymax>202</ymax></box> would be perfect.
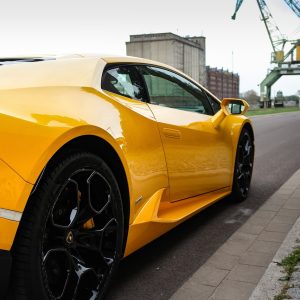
<box><xmin>242</xmin><ymin>90</ymin><xmax>260</xmax><ymax>105</ymax></box>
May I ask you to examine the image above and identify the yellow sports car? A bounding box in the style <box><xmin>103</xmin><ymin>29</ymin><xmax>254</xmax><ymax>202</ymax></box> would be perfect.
<box><xmin>0</xmin><ymin>55</ymin><xmax>254</xmax><ymax>300</ymax></box>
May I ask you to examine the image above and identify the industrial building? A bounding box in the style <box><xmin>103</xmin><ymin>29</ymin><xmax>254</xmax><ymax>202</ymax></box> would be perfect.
<box><xmin>126</xmin><ymin>33</ymin><xmax>207</xmax><ymax>85</ymax></box>
<box><xmin>126</xmin><ymin>32</ymin><xmax>240</xmax><ymax>99</ymax></box>
<box><xmin>206</xmin><ymin>67</ymin><xmax>240</xmax><ymax>99</ymax></box>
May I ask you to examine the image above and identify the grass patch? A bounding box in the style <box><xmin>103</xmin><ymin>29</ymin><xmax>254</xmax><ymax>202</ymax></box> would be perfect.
<box><xmin>279</xmin><ymin>248</ymin><xmax>300</xmax><ymax>278</ymax></box>
<box><xmin>274</xmin><ymin>247</ymin><xmax>300</xmax><ymax>300</ymax></box>
<box><xmin>246</xmin><ymin>107</ymin><xmax>300</xmax><ymax>116</ymax></box>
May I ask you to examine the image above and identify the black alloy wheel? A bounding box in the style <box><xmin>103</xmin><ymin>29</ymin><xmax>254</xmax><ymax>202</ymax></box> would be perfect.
<box><xmin>231</xmin><ymin>128</ymin><xmax>254</xmax><ymax>202</ymax></box>
<box><xmin>10</xmin><ymin>153</ymin><xmax>124</xmax><ymax>300</ymax></box>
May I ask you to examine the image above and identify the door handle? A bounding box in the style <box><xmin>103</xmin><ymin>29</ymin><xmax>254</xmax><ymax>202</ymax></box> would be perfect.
<box><xmin>162</xmin><ymin>128</ymin><xmax>181</xmax><ymax>139</ymax></box>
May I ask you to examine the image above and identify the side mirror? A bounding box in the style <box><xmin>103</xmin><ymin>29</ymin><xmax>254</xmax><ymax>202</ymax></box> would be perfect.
<box><xmin>211</xmin><ymin>98</ymin><xmax>249</xmax><ymax>128</ymax></box>
<box><xmin>221</xmin><ymin>98</ymin><xmax>249</xmax><ymax>116</ymax></box>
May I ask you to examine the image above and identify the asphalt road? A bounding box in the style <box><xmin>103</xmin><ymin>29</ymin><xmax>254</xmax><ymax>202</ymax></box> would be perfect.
<box><xmin>107</xmin><ymin>111</ymin><xmax>300</xmax><ymax>300</ymax></box>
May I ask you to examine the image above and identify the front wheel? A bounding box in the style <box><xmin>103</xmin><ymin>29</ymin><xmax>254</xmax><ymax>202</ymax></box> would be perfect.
<box><xmin>10</xmin><ymin>152</ymin><xmax>124</xmax><ymax>300</ymax></box>
<box><xmin>231</xmin><ymin>128</ymin><xmax>254</xmax><ymax>202</ymax></box>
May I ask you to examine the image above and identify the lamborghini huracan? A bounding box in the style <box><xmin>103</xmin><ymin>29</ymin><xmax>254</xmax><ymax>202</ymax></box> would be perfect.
<box><xmin>0</xmin><ymin>55</ymin><xmax>254</xmax><ymax>300</ymax></box>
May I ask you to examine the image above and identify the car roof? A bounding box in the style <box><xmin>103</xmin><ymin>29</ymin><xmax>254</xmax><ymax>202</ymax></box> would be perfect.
<box><xmin>0</xmin><ymin>54</ymin><xmax>179</xmax><ymax>90</ymax></box>
<box><xmin>0</xmin><ymin>54</ymin><xmax>220</xmax><ymax>101</ymax></box>
<box><xmin>0</xmin><ymin>54</ymin><xmax>167</xmax><ymax>66</ymax></box>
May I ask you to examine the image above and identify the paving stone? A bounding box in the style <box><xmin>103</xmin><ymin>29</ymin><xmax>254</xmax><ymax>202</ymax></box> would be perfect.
<box><xmin>291</xmin><ymin>186</ymin><xmax>300</xmax><ymax>193</ymax></box>
<box><xmin>209</xmin><ymin>279</ymin><xmax>256</xmax><ymax>300</ymax></box>
<box><xmin>253</xmin><ymin>210</ymin><xmax>277</xmax><ymax>219</ymax></box>
<box><xmin>247</xmin><ymin>215</ymin><xmax>273</xmax><ymax>227</ymax></box>
<box><xmin>286</xmin><ymin>178</ymin><xmax>300</xmax><ymax>186</ymax></box>
<box><xmin>189</xmin><ymin>264</ymin><xmax>229</xmax><ymax>287</ymax></box>
<box><xmin>257</xmin><ymin>230</ymin><xmax>287</xmax><ymax>242</ymax></box>
<box><xmin>259</xmin><ymin>202</ymin><xmax>282</xmax><ymax>212</ymax></box>
<box><xmin>266</xmin><ymin>198</ymin><xmax>287</xmax><ymax>207</ymax></box>
<box><xmin>272</xmin><ymin>214</ymin><xmax>299</xmax><ymax>224</ymax></box>
<box><xmin>269</xmin><ymin>193</ymin><xmax>291</xmax><ymax>201</ymax></box>
<box><xmin>229</xmin><ymin>231</ymin><xmax>257</xmax><ymax>242</ymax></box>
<box><xmin>171</xmin><ymin>282</ymin><xmax>215</xmax><ymax>300</ymax></box>
<box><xmin>277</xmin><ymin>188</ymin><xmax>296</xmax><ymax>195</ymax></box>
<box><xmin>239</xmin><ymin>251</ymin><xmax>274</xmax><ymax>267</ymax></box>
<box><xmin>207</xmin><ymin>250</ymin><xmax>239</xmax><ymax>271</ymax></box>
<box><xmin>248</xmin><ymin>240</ymin><xmax>281</xmax><ymax>255</ymax></box>
<box><xmin>265</xmin><ymin>221</ymin><xmax>293</xmax><ymax>233</ymax></box>
<box><xmin>292</xmin><ymin>189</ymin><xmax>300</xmax><ymax>198</ymax></box>
<box><xmin>238</xmin><ymin>223</ymin><xmax>264</xmax><ymax>235</ymax></box>
<box><xmin>290</xmin><ymin>196</ymin><xmax>300</xmax><ymax>204</ymax></box>
<box><xmin>277</xmin><ymin>208</ymin><xmax>300</xmax><ymax>218</ymax></box>
<box><xmin>227</xmin><ymin>264</ymin><xmax>266</xmax><ymax>284</ymax></box>
<box><xmin>289</xmin><ymin>185</ymin><xmax>300</xmax><ymax>191</ymax></box>
<box><xmin>284</xmin><ymin>200</ymin><xmax>300</xmax><ymax>209</ymax></box>
<box><xmin>288</xmin><ymin>180</ymin><xmax>300</xmax><ymax>187</ymax></box>
<box><xmin>280</xmin><ymin>183</ymin><xmax>299</xmax><ymax>190</ymax></box>
<box><xmin>219</xmin><ymin>239</ymin><xmax>253</xmax><ymax>256</ymax></box>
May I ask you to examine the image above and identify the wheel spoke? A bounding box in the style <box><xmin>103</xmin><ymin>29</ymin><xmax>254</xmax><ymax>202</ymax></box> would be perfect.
<box><xmin>88</xmin><ymin>171</ymin><xmax>112</xmax><ymax>213</ymax></box>
<box><xmin>52</xmin><ymin>179</ymin><xmax>80</xmax><ymax>229</ymax></box>
<box><xmin>77</xmin><ymin>218</ymin><xmax>117</xmax><ymax>245</ymax></box>
<box><xmin>43</xmin><ymin>225</ymin><xmax>66</xmax><ymax>252</ymax></box>
<box><xmin>76</xmin><ymin>218</ymin><xmax>118</xmax><ymax>270</ymax></box>
<box><xmin>237</xmin><ymin>173</ymin><xmax>244</xmax><ymax>180</ymax></box>
<box><xmin>242</xmin><ymin>145</ymin><xmax>253</xmax><ymax>165</ymax></box>
<box><xmin>101</xmin><ymin>218</ymin><xmax>118</xmax><ymax>264</ymax></box>
<box><xmin>76</xmin><ymin>171</ymin><xmax>112</xmax><ymax>225</ymax></box>
<box><xmin>73</xmin><ymin>266</ymin><xmax>100</xmax><ymax>300</ymax></box>
<box><xmin>59</xmin><ymin>254</ymin><xmax>97</xmax><ymax>300</ymax></box>
<box><xmin>43</xmin><ymin>248</ymin><xmax>74</xmax><ymax>299</ymax></box>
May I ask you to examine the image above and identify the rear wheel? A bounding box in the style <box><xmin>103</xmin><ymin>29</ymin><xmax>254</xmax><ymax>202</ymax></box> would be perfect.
<box><xmin>231</xmin><ymin>128</ymin><xmax>254</xmax><ymax>202</ymax></box>
<box><xmin>10</xmin><ymin>152</ymin><xmax>124</xmax><ymax>300</ymax></box>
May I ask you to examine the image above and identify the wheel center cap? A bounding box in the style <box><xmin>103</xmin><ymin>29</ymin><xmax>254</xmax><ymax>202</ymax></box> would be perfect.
<box><xmin>66</xmin><ymin>231</ymin><xmax>74</xmax><ymax>244</ymax></box>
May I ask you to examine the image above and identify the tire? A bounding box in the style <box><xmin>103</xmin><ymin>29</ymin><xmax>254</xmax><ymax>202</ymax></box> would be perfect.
<box><xmin>10</xmin><ymin>152</ymin><xmax>124</xmax><ymax>300</ymax></box>
<box><xmin>230</xmin><ymin>128</ymin><xmax>254</xmax><ymax>202</ymax></box>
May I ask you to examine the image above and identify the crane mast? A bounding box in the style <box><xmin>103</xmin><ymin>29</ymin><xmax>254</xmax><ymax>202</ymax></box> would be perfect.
<box><xmin>232</xmin><ymin>0</ymin><xmax>287</xmax><ymax>57</ymax></box>
<box><xmin>232</xmin><ymin>0</ymin><xmax>300</xmax><ymax>106</ymax></box>
<box><xmin>283</xmin><ymin>0</ymin><xmax>300</xmax><ymax>17</ymax></box>
<box><xmin>256</xmin><ymin>0</ymin><xmax>286</xmax><ymax>55</ymax></box>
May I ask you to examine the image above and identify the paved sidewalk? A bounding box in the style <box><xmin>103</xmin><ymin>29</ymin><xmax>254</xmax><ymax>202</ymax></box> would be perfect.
<box><xmin>171</xmin><ymin>169</ymin><xmax>300</xmax><ymax>300</ymax></box>
<box><xmin>250</xmin><ymin>214</ymin><xmax>300</xmax><ymax>299</ymax></box>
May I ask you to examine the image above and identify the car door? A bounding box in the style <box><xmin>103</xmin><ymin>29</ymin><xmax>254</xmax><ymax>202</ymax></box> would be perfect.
<box><xmin>137</xmin><ymin>65</ymin><xmax>233</xmax><ymax>202</ymax></box>
<box><xmin>101</xmin><ymin>64</ymin><xmax>170</xmax><ymax>207</ymax></box>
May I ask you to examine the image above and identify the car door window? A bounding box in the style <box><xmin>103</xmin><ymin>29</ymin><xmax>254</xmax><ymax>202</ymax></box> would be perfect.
<box><xmin>138</xmin><ymin>66</ymin><xmax>213</xmax><ymax>115</ymax></box>
<box><xmin>101</xmin><ymin>66</ymin><xmax>146</xmax><ymax>101</ymax></box>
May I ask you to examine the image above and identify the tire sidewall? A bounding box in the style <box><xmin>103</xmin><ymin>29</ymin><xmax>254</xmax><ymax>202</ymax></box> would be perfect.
<box><xmin>231</xmin><ymin>128</ymin><xmax>254</xmax><ymax>202</ymax></box>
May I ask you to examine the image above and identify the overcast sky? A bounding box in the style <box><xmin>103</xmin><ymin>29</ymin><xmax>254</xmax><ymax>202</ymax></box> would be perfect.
<box><xmin>0</xmin><ymin>0</ymin><xmax>299</xmax><ymax>95</ymax></box>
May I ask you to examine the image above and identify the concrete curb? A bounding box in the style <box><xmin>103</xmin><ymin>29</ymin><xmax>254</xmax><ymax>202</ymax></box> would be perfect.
<box><xmin>249</xmin><ymin>215</ymin><xmax>300</xmax><ymax>299</ymax></box>
<box><xmin>170</xmin><ymin>169</ymin><xmax>300</xmax><ymax>300</ymax></box>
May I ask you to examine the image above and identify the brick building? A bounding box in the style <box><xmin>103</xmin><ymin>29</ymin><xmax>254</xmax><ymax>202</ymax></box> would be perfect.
<box><xmin>206</xmin><ymin>66</ymin><xmax>240</xmax><ymax>99</ymax></box>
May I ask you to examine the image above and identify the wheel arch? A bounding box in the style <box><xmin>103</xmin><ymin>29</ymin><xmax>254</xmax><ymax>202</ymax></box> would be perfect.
<box><xmin>229</xmin><ymin>120</ymin><xmax>255</xmax><ymax>201</ymax></box>
<box><xmin>233</xmin><ymin>120</ymin><xmax>255</xmax><ymax>160</ymax></box>
<box><xmin>243</xmin><ymin>121</ymin><xmax>254</xmax><ymax>142</ymax></box>
<box><xmin>227</xmin><ymin>118</ymin><xmax>255</xmax><ymax>187</ymax></box>
<box><xmin>31</xmin><ymin>135</ymin><xmax>130</xmax><ymax>256</ymax></box>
